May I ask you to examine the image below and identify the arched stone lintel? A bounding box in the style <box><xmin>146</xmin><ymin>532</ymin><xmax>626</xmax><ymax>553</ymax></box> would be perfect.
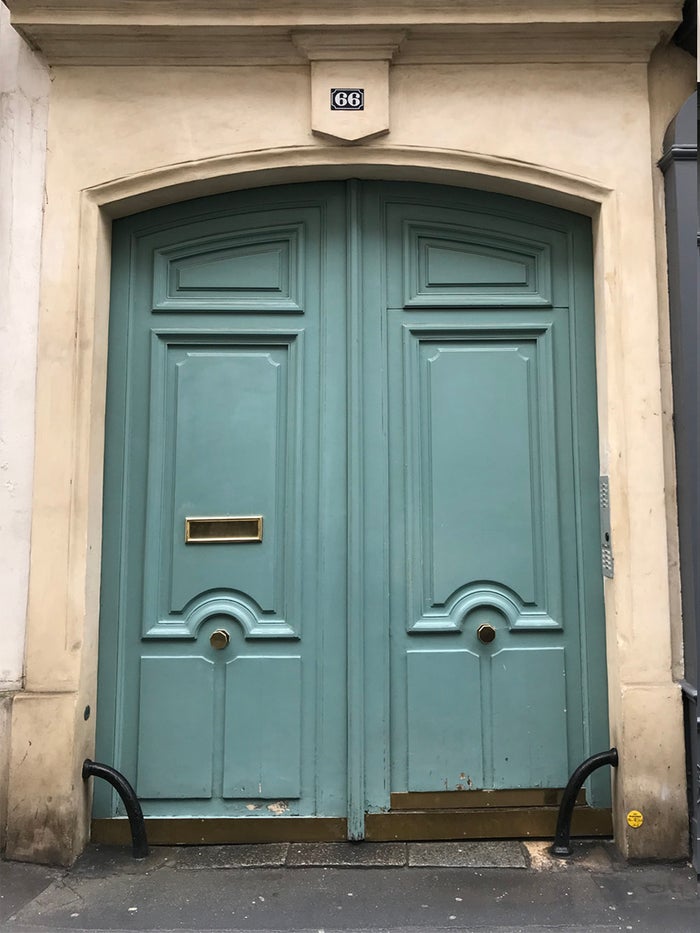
<box><xmin>84</xmin><ymin>145</ymin><xmax>613</xmax><ymax>220</ymax></box>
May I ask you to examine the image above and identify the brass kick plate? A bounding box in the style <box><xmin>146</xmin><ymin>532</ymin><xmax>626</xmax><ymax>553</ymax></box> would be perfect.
<box><xmin>390</xmin><ymin>788</ymin><xmax>586</xmax><ymax>810</ymax></box>
<box><xmin>92</xmin><ymin>817</ymin><xmax>347</xmax><ymax>846</ymax></box>
<box><xmin>185</xmin><ymin>516</ymin><xmax>263</xmax><ymax>544</ymax></box>
<box><xmin>92</xmin><ymin>808</ymin><xmax>612</xmax><ymax>846</ymax></box>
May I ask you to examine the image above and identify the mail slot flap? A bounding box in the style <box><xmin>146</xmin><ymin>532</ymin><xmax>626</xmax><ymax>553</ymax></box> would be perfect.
<box><xmin>185</xmin><ymin>516</ymin><xmax>263</xmax><ymax>543</ymax></box>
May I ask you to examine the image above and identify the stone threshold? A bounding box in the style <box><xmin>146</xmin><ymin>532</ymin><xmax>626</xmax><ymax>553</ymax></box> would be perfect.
<box><xmin>172</xmin><ymin>840</ymin><xmax>526</xmax><ymax>869</ymax></box>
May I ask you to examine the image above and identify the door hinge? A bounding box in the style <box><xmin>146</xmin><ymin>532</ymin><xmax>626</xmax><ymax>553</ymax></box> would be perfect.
<box><xmin>599</xmin><ymin>476</ymin><xmax>614</xmax><ymax>578</ymax></box>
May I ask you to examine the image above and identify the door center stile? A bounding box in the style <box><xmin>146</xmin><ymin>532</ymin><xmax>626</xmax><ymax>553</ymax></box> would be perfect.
<box><xmin>346</xmin><ymin>179</ymin><xmax>367</xmax><ymax>841</ymax></box>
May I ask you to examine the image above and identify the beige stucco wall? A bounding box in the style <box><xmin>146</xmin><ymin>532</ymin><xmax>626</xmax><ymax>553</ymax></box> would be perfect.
<box><xmin>0</xmin><ymin>2</ymin><xmax>49</xmax><ymax>851</ymax></box>
<box><xmin>3</xmin><ymin>35</ymin><xmax>696</xmax><ymax>864</ymax></box>
<box><xmin>0</xmin><ymin>4</ymin><xmax>49</xmax><ymax>692</ymax></box>
<box><xmin>647</xmin><ymin>42</ymin><xmax>697</xmax><ymax>685</ymax></box>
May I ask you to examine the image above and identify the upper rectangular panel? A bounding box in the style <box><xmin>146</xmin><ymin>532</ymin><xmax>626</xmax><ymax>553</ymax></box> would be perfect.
<box><xmin>152</xmin><ymin>225</ymin><xmax>304</xmax><ymax>312</ymax></box>
<box><xmin>396</xmin><ymin>322</ymin><xmax>564</xmax><ymax>632</ymax></box>
<box><xmin>403</xmin><ymin>222</ymin><xmax>552</xmax><ymax>308</ymax></box>
<box><xmin>141</xmin><ymin>330</ymin><xmax>303</xmax><ymax>639</ymax></box>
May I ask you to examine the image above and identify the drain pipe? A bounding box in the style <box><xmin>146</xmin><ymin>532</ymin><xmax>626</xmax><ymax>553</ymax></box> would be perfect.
<box><xmin>82</xmin><ymin>759</ymin><xmax>149</xmax><ymax>859</ymax></box>
<box><xmin>551</xmin><ymin>747</ymin><xmax>618</xmax><ymax>857</ymax></box>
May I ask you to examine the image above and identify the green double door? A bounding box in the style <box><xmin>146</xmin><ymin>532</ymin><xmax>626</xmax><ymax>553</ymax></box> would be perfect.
<box><xmin>96</xmin><ymin>181</ymin><xmax>609</xmax><ymax>838</ymax></box>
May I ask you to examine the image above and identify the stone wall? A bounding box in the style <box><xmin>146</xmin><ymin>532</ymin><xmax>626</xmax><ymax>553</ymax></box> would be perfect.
<box><xmin>0</xmin><ymin>1</ymin><xmax>49</xmax><ymax>850</ymax></box>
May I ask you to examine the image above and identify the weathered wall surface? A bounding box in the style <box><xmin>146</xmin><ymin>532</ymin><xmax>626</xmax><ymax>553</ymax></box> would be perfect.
<box><xmin>0</xmin><ymin>1</ymin><xmax>49</xmax><ymax>850</ymax></box>
<box><xmin>1</xmin><ymin>1</ymin><xmax>695</xmax><ymax>865</ymax></box>
<box><xmin>647</xmin><ymin>42</ymin><xmax>697</xmax><ymax>685</ymax></box>
<box><xmin>0</xmin><ymin>3</ymin><xmax>49</xmax><ymax>690</ymax></box>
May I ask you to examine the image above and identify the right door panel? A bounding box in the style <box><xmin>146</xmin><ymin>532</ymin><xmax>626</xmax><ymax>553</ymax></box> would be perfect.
<box><xmin>379</xmin><ymin>188</ymin><xmax>606</xmax><ymax>801</ymax></box>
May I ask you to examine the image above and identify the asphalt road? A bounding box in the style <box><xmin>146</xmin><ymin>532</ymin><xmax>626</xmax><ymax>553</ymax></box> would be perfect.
<box><xmin>1</xmin><ymin>841</ymin><xmax>698</xmax><ymax>933</ymax></box>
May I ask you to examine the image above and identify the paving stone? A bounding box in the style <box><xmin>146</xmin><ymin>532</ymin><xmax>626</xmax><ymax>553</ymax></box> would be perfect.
<box><xmin>174</xmin><ymin>843</ymin><xmax>289</xmax><ymax>869</ymax></box>
<box><xmin>71</xmin><ymin>843</ymin><xmax>174</xmax><ymax>877</ymax></box>
<box><xmin>0</xmin><ymin>859</ymin><xmax>63</xmax><ymax>924</ymax></box>
<box><xmin>408</xmin><ymin>840</ymin><xmax>528</xmax><ymax>868</ymax></box>
<box><xmin>525</xmin><ymin>839</ymin><xmax>617</xmax><ymax>872</ymax></box>
<box><xmin>286</xmin><ymin>841</ymin><xmax>407</xmax><ymax>866</ymax></box>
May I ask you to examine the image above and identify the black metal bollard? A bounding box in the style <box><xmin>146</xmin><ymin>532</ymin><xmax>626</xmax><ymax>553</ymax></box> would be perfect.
<box><xmin>551</xmin><ymin>747</ymin><xmax>618</xmax><ymax>857</ymax></box>
<box><xmin>82</xmin><ymin>759</ymin><xmax>149</xmax><ymax>859</ymax></box>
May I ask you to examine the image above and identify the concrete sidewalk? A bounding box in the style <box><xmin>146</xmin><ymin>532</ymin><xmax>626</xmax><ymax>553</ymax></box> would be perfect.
<box><xmin>1</xmin><ymin>841</ymin><xmax>698</xmax><ymax>933</ymax></box>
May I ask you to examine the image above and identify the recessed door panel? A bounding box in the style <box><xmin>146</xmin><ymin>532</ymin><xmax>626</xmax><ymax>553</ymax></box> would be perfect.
<box><xmin>426</xmin><ymin>340</ymin><xmax>538</xmax><ymax>604</ymax></box>
<box><xmin>175</xmin><ymin>244</ymin><xmax>287</xmax><ymax>292</ymax></box>
<box><xmin>491</xmin><ymin>647</ymin><xmax>569</xmax><ymax>788</ymax></box>
<box><xmin>223</xmin><ymin>656</ymin><xmax>302</xmax><ymax>799</ymax></box>
<box><xmin>402</xmin><ymin>329</ymin><xmax>561</xmax><ymax>624</ymax></box>
<box><xmin>136</xmin><ymin>656</ymin><xmax>215</xmax><ymax>799</ymax></box>
<box><xmin>406</xmin><ymin>649</ymin><xmax>483</xmax><ymax>792</ymax></box>
<box><xmin>400</xmin><ymin>216</ymin><xmax>554</xmax><ymax>307</ymax></box>
<box><xmin>153</xmin><ymin>225</ymin><xmax>304</xmax><ymax>311</ymax></box>
<box><xmin>143</xmin><ymin>336</ymin><xmax>301</xmax><ymax>637</ymax></box>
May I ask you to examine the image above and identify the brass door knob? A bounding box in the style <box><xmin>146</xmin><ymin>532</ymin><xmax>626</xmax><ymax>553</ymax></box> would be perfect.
<box><xmin>210</xmin><ymin>629</ymin><xmax>230</xmax><ymax>650</ymax></box>
<box><xmin>477</xmin><ymin>623</ymin><xmax>496</xmax><ymax>644</ymax></box>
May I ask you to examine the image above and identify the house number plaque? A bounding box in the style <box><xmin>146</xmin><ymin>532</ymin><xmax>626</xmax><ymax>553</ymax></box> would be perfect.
<box><xmin>330</xmin><ymin>88</ymin><xmax>364</xmax><ymax>111</ymax></box>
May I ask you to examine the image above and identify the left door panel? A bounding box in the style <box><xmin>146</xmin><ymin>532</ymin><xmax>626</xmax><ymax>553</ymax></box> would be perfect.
<box><xmin>96</xmin><ymin>185</ymin><xmax>348</xmax><ymax>822</ymax></box>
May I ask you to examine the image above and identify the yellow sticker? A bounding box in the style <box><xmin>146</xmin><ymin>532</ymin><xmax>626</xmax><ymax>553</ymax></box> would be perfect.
<box><xmin>627</xmin><ymin>810</ymin><xmax>643</xmax><ymax>828</ymax></box>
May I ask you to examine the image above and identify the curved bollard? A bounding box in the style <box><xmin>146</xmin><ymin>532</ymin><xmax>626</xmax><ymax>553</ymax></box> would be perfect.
<box><xmin>551</xmin><ymin>747</ymin><xmax>619</xmax><ymax>857</ymax></box>
<box><xmin>82</xmin><ymin>759</ymin><xmax>149</xmax><ymax>859</ymax></box>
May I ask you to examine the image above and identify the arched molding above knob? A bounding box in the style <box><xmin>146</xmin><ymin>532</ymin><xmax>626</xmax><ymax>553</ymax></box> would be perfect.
<box><xmin>143</xmin><ymin>589</ymin><xmax>299</xmax><ymax>640</ymax></box>
<box><xmin>408</xmin><ymin>581</ymin><xmax>562</xmax><ymax>633</ymax></box>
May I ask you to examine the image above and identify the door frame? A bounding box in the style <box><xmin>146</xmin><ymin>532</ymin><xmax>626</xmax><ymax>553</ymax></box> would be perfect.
<box><xmin>94</xmin><ymin>169</ymin><xmax>610</xmax><ymax>843</ymax></box>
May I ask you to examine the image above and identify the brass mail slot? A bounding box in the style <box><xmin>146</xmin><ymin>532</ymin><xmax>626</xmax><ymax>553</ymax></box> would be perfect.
<box><xmin>185</xmin><ymin>516</ymin><xmax>263</xmax><ymax>544</ymax></box>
